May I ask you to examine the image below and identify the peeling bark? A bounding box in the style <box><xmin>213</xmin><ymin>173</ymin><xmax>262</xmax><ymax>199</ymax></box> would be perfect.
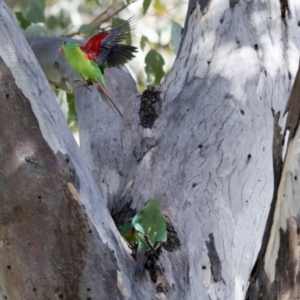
<box><xmin>247</xmin><ymin>59</ymin><xmax>300</xmax><ymax>300</ymax></box>
<box><xmin>284</xmin><ymin>60</ymin><xmax>300</xmax><ymax>139</ymax></box>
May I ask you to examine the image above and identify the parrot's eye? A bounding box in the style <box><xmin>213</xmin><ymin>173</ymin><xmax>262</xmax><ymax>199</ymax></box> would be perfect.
<box><xmin>63</xmin><ymin>41</ymin><xmax>66</xmax><ymax>44</ymax></box>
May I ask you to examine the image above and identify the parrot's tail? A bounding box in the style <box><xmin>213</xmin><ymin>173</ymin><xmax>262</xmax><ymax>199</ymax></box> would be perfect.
<box><xmin>95</xmin><ymin>79</ymin><xmax>123</xmax><ymax>117</ymax></box>
<box><xmin>134</xmin><ymin>251</ymin><xmax>149</xmax><ymax>275</ymax></box>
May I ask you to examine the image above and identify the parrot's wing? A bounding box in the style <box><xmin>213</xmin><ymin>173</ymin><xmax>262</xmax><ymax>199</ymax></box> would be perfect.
<box><xmin>100</xmin><ymin>44</ymin><xmax>137</xmax><ymax>68</ymax></box>
<box><xmin>80</xmin><ymin>32</ymin><xmax>108</xmax><ymax>63</ymax></box>
<box><xmin>95</xmin><ymin>17</ymin><xmax>138</xmax><ymax>68</ymax></box>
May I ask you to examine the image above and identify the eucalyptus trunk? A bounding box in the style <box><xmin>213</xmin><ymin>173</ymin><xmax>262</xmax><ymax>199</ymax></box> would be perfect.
<box><xmin>0</xmin><ymin>0</ymin><xmax>300</xmax><ymax>299</ymax></box>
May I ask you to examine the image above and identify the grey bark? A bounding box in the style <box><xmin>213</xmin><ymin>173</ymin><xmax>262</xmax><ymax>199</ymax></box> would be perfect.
<box><xmin>249</xmin><ymin>63</ymin><xmax>300</xmax><ymax>299</ymax></box>
<box><xmin>0</xmin><ymin>1</ymin><xmax>143</xmax><ymax>300</ymax></box>
<box><xmin>1</xmin><ymin>0</ymin><xmax>300</xmax><ymax>299</ymax></box>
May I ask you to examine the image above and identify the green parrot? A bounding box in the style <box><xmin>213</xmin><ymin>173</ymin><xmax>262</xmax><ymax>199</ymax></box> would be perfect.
<box><xmin>60</xmin><ymin>17</ymin><xmax>137</xmax><ymax>116</ymax></box>
<box><xmin>60</xmin><ymin>40</ymin><xmax>122</xmax><ymax>116</ymax></box>
<box><xmin>132</xmin><ymin>199</ymin><xmax>167</xmax><ymax>273</ymax></box>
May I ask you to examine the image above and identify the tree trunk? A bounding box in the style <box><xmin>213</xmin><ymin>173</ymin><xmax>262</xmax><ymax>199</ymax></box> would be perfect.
<box><xmin>250</xmin><ymin>62</ymin><xmax>300</xmax><ymax>299</ymax></box>
<box><xmin>1</xmin><ymin>0</ymin><xmax>300</xmax><ymax>299</ymax></box>
<box><xmin>0</xmin><ymin>2</ymin><xmax>141</xmax><ymax>299</ymax></box>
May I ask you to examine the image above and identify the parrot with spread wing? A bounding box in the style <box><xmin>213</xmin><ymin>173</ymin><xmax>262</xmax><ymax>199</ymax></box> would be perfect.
<box><xmin>60</xmin><ymin>17</ymin><xmax>137</xmax><ymax>116</ymax></box>
<box><xmin>80</xmin><ymin>17</ymin><xmax>137</xmax><ymax>72</ymax></box>
<box><xmin>131</xmin><ymin>199</ymin><xmax>167</xmax><ymax>273</ymax></box>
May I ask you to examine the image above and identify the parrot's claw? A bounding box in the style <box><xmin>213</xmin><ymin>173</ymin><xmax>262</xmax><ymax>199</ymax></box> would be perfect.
<box><xmin>72</xmin><ymin>78</ymin><xmax>92</xmax><ymax>91</ymax></box>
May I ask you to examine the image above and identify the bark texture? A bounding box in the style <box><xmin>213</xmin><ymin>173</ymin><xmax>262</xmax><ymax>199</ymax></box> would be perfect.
<box><xmin>248</xmin><ymin>64</ymin><xmax>300</xmax><ymax>300</ymax></box>
<box><xmin>72</xmin><ymin>0</ymin><xmax>300</xmax><ymax>298</ymax></box>
<box><xmin>0</xmin><ymin>2</ymin><xmax>143</xmax><ymax>299</ymax></box>
<box><xmin>1</xmin><ymin>0</ymin><xmax>300</xmax><ymax>299</ymax></box>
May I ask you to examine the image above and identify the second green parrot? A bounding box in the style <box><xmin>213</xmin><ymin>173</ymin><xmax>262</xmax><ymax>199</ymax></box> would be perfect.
<box><xmin>133</xmin><ymin>199</ymin><xmax>166</xmax><ymax>273</ymax></box>
<box><xmin>121</xmin><ymin>199</ymin><xmax>167</xmax><ymax>273</ymax></box>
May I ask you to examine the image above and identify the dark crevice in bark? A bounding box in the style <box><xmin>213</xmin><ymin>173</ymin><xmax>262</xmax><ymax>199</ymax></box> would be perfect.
<box><xmin>111</xmin><ymin>200</ymin><xmax>136</xmax><ymax>230</ymax></box>
<box><xmin>133</xmin><ymin>137</ymin><xmax>158</xmax><ymax>161</ymax></box>
<box><xmin>279</xmin><ymin>0</ymin><xmax>290</xmax><ymax>20</ymax></box>
<box><xmin>139</xmin><ymin>85</ymin><xmax>161</xmax><ymax>128</ymax></box>
<box><xmin>199</xmin><ymin>0</ymin><xmax>211</xmax><ymax>13</ymax></box>
<box><xmin>162</xmin><ymin>215</ymin><xmax>181</xmax><ymax>252</ymax></box>
<box><xmin>205</xmin><ymin>233</ymin><xmax>226</xmax><ymax>285</ymax></box>
<box><xmin>229</xmin><ymin>0</ymin><xmax>239</xmax><ymax>8</ymax></box>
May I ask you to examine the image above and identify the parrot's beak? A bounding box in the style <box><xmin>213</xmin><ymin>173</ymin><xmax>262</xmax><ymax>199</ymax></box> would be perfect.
<box><xmin>59</xmin><ymin>45</ymin><xmax>64</xmax><ymax>53</ymax></box>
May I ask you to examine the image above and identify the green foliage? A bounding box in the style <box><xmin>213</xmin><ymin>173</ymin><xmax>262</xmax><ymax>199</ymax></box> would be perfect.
<box><xmin>153</xmin><ymin>0</ymin><xmax>167</xmax><ymax>14</ymax></box>
<box><xmin>171</xmin><ymin>20</ymin><xmax>182</xmax><ymax>55</ymax></box>
<box><xmin>145</xmin><ymin>49</ymin><xmax>165</xmax><ymax>84</ymax></box>
<box><xmin>140</xmin><ymin>35</ymin><xmax>149</xmax><ymax>51</ymax></box>
<box><xmin>55</xmin><ymin>90</ymin><xmax>77</xmax><ymax>131</ymax></box>
<box><xmin>14</xmin><ymin>0</ymin><xmax>46</xmax><ymax>31</ymax></box>
<box><xmin>66</xmin><ymin>93</ymin><xmax>77</xmax><ymax>129</ymax></box>
<box><xmin>24</xmin><ymin>23</ymin><xmax>47</xmax><ymax>36</ymax></box>
<box><xmin>56</xmin><ymin>89</ymin><xmax>68</xmax><ymax>120</ymax></box>
<box><xmin>79</xmin><ymin>21</ymin><xmax>102</xmax><ymax>35</ymax></box>
<box><xmin>143</xmin><ymin>0</ymin><xmax>152</xmax><ymax>15</ymax></box>
<box><xmin>15</xmin><ymin>11</ymin><xmax>31</xmax><ymax>29</ymax></box>
<box><xmin>46</xmin><ymin>10</ymin><xmax>71</xmax><ymax>31</ymax></box>
<box><xmin>111</xmin><ymin>18</ymin><xmax>132</xmax><ymax>45</ymax></box>
<box><xmin>23</xmin><ymin>0</ymin><xmax>45</xmax><ymax>23</ymax></box>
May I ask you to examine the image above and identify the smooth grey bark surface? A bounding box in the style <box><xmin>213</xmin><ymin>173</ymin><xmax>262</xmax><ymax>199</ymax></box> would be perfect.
<box><xmin>3</xmin><ymin>1</ymin><xmax>300</xmax><ymax>300</ymax></box>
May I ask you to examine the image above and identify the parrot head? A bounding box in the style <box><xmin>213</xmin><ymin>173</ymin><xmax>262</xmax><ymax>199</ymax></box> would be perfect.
<box><xmin>59</xmin><ymin>41</ymin><xmax>76</xmax><ymax>53</ymax></box>
<box><xmin>144</xmin><ymin>199</ymin><xmax>162</xmax><ymax>211</ymax></box>
<box><xmin>120</xmin><ymin>218</ymin><xmax>137</xmax><ymax>244</ymax></box>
